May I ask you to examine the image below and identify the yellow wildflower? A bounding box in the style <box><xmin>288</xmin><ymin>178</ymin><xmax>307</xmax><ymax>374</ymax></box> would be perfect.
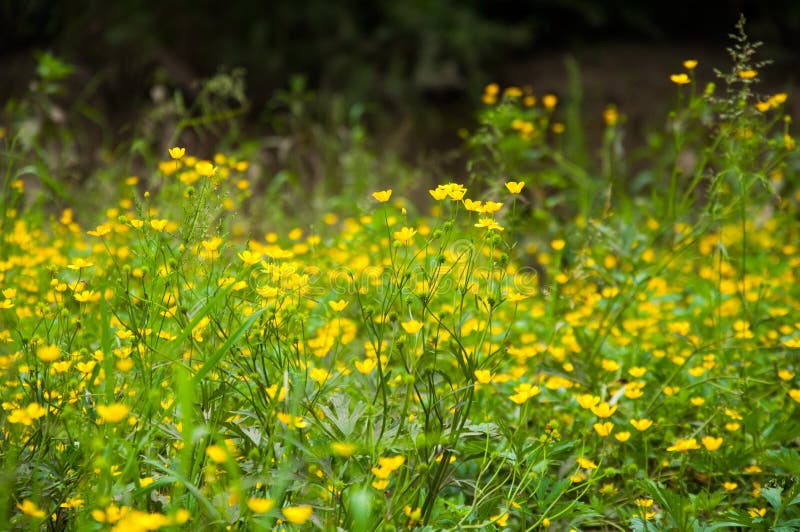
<box><xmin>371</xmin><ymin>189</ymin><xmax>392</xmax><ymax>202</ymax></box>
<box><xmin>97</xmin><ymin>403</ymin><xmax>130</xmax><ymax>423</ymax></box>
<box><xmin>670</xmin><ymin>73</ymin><xmax>690</xmax><ymax>85</ymax></box>
<box><xmin>282</xmin><ymin>505</ymin><xmax>313</xmax><ymax>524</ymax></box>
<box><xmin>505</xmin><ymin>181</ymin><xmax>525</xmax><ymax>194</ymax></box>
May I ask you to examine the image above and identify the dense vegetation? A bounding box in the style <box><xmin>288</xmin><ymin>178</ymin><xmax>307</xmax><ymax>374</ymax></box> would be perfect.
<box><xmin>2</xmin><ymin>17</ymin><xmax>800</xmax><ymax>531</ymax></box>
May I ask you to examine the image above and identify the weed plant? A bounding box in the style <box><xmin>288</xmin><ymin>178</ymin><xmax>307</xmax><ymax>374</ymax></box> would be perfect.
<box><xmin>1</xmin><ymin>18</ymin><xmax>800</xmax><ymax>531</ymax></box>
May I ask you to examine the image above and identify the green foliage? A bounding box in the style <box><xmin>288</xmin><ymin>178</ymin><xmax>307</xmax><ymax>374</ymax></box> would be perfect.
<box><xmin>1</xmin><ymin>17</ymin><xmax>800</xmax><ymax>531</ymax></box>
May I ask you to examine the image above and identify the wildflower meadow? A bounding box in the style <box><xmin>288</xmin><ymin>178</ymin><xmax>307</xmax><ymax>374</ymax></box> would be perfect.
<box><xmin>2</xmin><ymin>18</ymin><xmax>800</xmax><ymax>531</ymax></box>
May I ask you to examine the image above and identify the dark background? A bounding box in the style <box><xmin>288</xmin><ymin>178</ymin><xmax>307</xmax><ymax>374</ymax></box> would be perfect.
<box><xmin>2</xmin><ymin>0</ymin><xmax>799</xmax><ymax>161</ymax></box>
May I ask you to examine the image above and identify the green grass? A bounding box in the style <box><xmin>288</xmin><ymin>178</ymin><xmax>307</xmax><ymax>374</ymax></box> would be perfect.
<box><xmin>1</xmin><ymin>19</ymin><xmax>800</xmax><ymax>531</ymax></box>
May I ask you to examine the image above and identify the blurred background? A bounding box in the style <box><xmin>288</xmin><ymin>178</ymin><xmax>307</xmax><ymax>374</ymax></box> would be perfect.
<box><xmin>1</xmin><ymin>0</ymin><xmax>799</xmax><ymax>218</ymax></box>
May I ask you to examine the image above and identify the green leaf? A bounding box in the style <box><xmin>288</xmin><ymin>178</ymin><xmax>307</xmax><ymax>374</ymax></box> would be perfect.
<box><xmin>761</xmin><ymin>486</ymin><xmax>783</xmax><ymax>510</ymax></box>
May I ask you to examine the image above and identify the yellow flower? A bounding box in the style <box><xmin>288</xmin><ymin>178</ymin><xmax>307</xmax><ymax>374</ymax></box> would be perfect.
<box><xmin>328</xmin><ymin>299</ymin><xmax>348</xmax><ymax>312</ymax></box>
<box><xmin>87</xmin><ymin>223</ymin><xmax>112</xmax><ymax>237</ymax></box>
<box><xmin>17</xmin><ymin>499</ymin><xmax>45</xmax><ymax>518</ymax></box>
<box><xmin>371</xmin><ymin>189</ymin><xmax>392</xmax><ymax>202</ymax></box>
<box><xmin>206</xmin><ymin>445</ymin><xmax>228</xmax><ymax>463</ymax></box>
<box><xmin>97</xmin><ymin>403</ymin><xmax>130</xmax><ymax>423</ymax></box>
<box><xmin>429</xmin><ymin>187</ymin><xmax>448</xmax><ymax>201</ymax></box>
<box><xmin>37</xmin><ymin>344</ymin><xmax>61</xmax><ymax>362</ymax></box>
<box><xmin>576</xmin><ymin>394</ymin><xmax>600</xmax><ymax>409</ymax></box>
<box><xmin>150</xmin><ymin>219</ymin><xmax>169</xmax><ymax>232</ymax></box>
<box><xmin>666</xmin><ymin>438</ymin><xmax>701</xmax><ymax>452</ymax></box>
<box><xmin>601</xmin><ymin>359</ymin><xmax>620</xmax><ymax>371</ymax></box>
<box><xmin>474</xmin><ymin>217</ymin><xmax>504</xmax><ymax>232</ymax></box>
<box><xmin>551</xmin><ymin>239</ymin><xmax>565</xmax><ymax>251</ymax></box>
<box><xmin>603</xmin><ymin>105</ymin><xmax>618</xmax><ymax>126</ymax></box>
<box><xmin>614</xmin><ymin>431</ymin><xmax>631</xmax><ymax>442</ymax></box>
<box><xmin>355</xmin><ymin>358</ymin><xmax>377</xmax><ymax>374</ymax></box>
<box><xmin>629</xmin><ymin>367</ymin><xmax>647</xmax><ymax>378</ymax></box>
<box><xmin>67</xmin><ymin>257</ymin><xmax>95</xmax><ymax>269</ymax></box>
<box><xmin>330</xmin><ymin>441</ymin><xmax>357</xmax><ymax>457</ymax></box>
<box><xmin>789</xmin><ymin>389</ymin><xmax>800</xmax><ymax>403</ymax></box>
<box><xmin>542</xmin><ymin>94</ymin><xmax>558</xmax><ymax>110</ymax></box>
<box><xmin>576</xmin><ymin>457</ymin><xmax>597</xmax><ymax>469</ymax></box>
<box><xmin>748</xmin><ymin>507</ymin><xmax>766</xmax><ymax>518</ymax></box>
<box><xmin>401</xmin><ymin>320</ymin><xmax>424</xmax><ymax>334</ymax></box>
<box><xmin>738</xmin><ymin>69</ymin><xmax>758</xmax><ymax>79</ymax></box>
<box><xmin>630</xmin><ymin>418</ymin><xmax>653</xmax><ymax>431</ymax></box>
<box><xmin>683</xmin><ymin>59</ymin><xmax>698</xmax><ymax>70</ymax></box>
<box><xmin>593</xmin><ymin>422</ymin><xmax>614</xmax><ymax>437</ymax></box>
<box><xmin>778</xmin><ymin>369</ymin><xmax>795</xmax><ymax>381</ymax></box>
<box><xmin>168</xmin><ymin>147</ymin><xmax>186</xmax><ymax>160</ymax></box>
<box><xmin>723</xmin><ymin>482</ymin><xmax>738</xmax><ymax>491</ymax></box>
<box><xmin>378</xmin><ymin>455</ymin><xmax>405</xmax><ymax>471</ymax></box>
<box><xmin>403</xmin><ymin>505</ymin><xmax>423</xmax><ymax>522</ymax></box>
<box><xmin>247</xmin><ymin>498</ymin><xmax>275</xmax><ymax>514</ymax></box>
<box><xmin>490</xmin><ymin>512</ymin><xmax>509</xmax><ymax>527</ymax></box>
<box><xmin>636</xmin><ymin>498</ymin><xmax>654</xmax><ymax>508</ymax></box>
<box><xmin>590</xmin><ymin>402</ymin><xmax>617</xmax><ymax>418</ymax></box>
<box><xmin>670</xmin><ymin>73</ymin><xmax>690</xmax><ymax>85</ymax></box>
<box><xmin>393</xmin><ymin>226</ymin><xmax>417</xmax><ymax>244</ymax></box>
<box><xmin>238</xmin><ymin>249</ymin><xmax>262</xmax><ymax>265</ymax></box>
<box><xmin>509</xmin><ymin>383</ymin><xmax>540</xmax><ymax>404</ymax></box>
<box><xmin>473</xmin><ymin>369</ymin><xmax>493</xmax><ymax>384</ymax></box>
<box><xmin>480</xmin><ymin>201</ymin><xmax>503</xmax><ymax>214</ymax></box>
<box><xmin>277</xmin><ymin>412</ymin><xmax>307</xmax><ymax>429</ymax></box>
<box><xmin>282</xmin><ymin>505</ymin><xmax>313</xmax><ymax>524</ymax></box>
<box><xmin>702</xmin><ymin>436</ymin><xmax>723</xmax><ymax>451</ymax></box>
<box><xmin>505</xmin><ymin>181</ymin><xmax>525</xmax><ymax>194</ymax></box>
<box><xmin>463</xmin><ymin>198</ymin><xmax>483</xmax><ymax>212</ymax></box>
<box><xmin>372</xmin><ymin>479</ymin><xmax>389</xmax><ymax>490</ymax></box>
<box><xmin>195</xmin><ymin>161</ymin><xmax>217</xmax><ymax>177</ymax></box>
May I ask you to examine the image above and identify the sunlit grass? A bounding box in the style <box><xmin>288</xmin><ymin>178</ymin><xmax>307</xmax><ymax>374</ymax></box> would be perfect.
<box><xmin>2</xmin><ymin>19</ymin><xmax>800</xmax><ymax>530</ymax></box>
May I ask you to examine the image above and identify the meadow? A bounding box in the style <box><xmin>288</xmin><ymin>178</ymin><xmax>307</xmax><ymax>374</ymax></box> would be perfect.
<box><xmin>2</xmin><ymin>21</ymin><xmax>800</xmax><ymax>531</ymax></box>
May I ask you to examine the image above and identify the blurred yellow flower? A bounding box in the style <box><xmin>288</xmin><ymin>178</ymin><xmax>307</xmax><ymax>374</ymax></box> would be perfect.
<box><xmin>670</xmin><ymin>73</ymin><xmax>690</xmax><ymax>85</ymax></box>
<box><xmin>615</xmin><ymin>431</ymin><xmax>631</xmax><ymax>442</ymax></box>
<box><xmin>282</xmin><ymin>505</ymin><xmax>313</xmax><ymax>524</ymax></box>
<box><xmin>505</xmin><ymin>181</ymin><xmax>525</xmax><ymax>194</ymax></box>
<box><xmin>97</xmin><ymin>403</ymin><xmax>130</xmax><ymax>423</ymax></box>
<box><xmin>17</xmin><ymin>500</ymin><xmax>45</xmax><ymax>518</ymax></box>
<box><xmin>593</xmin><ymin>422</ymin><xmax>614</xmax><ymax>437</ymax></box>
<box><xmin>195</xmin><ymin>161</ymin><xmax>216</xmax><ymax>177</ymax></box>
<box><xmin>168</xmin><ymin>147</ymin><xmax>186</xmax><ymax>159</ymax></box>
<box><xmin>37</xmin><ymin>344</ymin><xmax>61</xmax><ymax>362</ymax></box>
<box><xmin>666</xmin><ymin>438</ymin><xmax>701</xmax><ymax>452</ymax></box>
<box><xmin>401</xmin><ymin>320</ymin><xmax>423</xmax><ymax>334</ymax></box>
<box><xmin>328</xmin><ymin>299</ymin><xmax>348</xmax><ymax>312</ymax></box>
<box><xmin>247</xmin><ymin>498</ymin><xmax>274</xmax><ymax>514</ymax></box>
<box><xmin>372</xmin><ymin>189</ymin><xmax>392</xmax><ymax>202</ymax></box>
<box><xmin>590</xmin><ymin>402</ymin><xmax>617</xmax><ymax>418</ymax></box>
<box><xmin>473</xmin><ymin>369</ymin><xmax>493</xmax><ymax>384</ymax></box>
<box><xmin>393</xmin><ymin>226</ymin><xmax>417</xmax><ymax>244</ymax></box>
<box><xmin>330</xmin><ymin>442</ymin><xmax>356</xmax><ymax>457</ymax></box>
<box><xmin>206</xmin><ymin>445</ymin><xmax>227</xmax><ymax>463</ymax></box>
<box><xmin>702</xmin><ymin>436</ymin><xmax>723</xmax><ymax>451</ymax></box>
